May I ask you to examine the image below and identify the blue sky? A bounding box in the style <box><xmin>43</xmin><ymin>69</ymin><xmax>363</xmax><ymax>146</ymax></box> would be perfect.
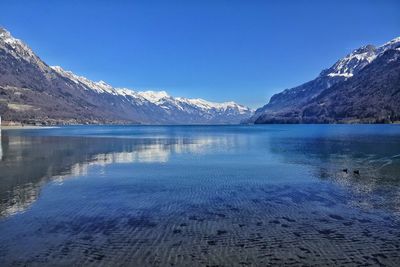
<box><xmin>0</xmin><ymin>0</ymin><xmax>399</xmax><ymax>108</ymax></box>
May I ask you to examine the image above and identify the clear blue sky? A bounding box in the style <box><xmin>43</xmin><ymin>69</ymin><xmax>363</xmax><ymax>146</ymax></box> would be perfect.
<box><xmin>1</xmin><ymin>0</ymin><xmax>399</xmax><ymax>108</ymax></box>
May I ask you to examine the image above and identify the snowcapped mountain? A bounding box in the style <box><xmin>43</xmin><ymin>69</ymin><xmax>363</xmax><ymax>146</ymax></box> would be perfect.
<box><xmin>251</xmin><ymin>37</ymin><xmax>400</xmax><ymax>123</ymax></box>
<box><xmin>50</xmin><ymin>66</ymin><xmax>120</xmax><ymax>95</ymax></box>
<box><xmin>137</xmin><ymin>91</ymin><xmax>169</xmax><ymax>103</ymax></box>
<box><xmin>0</xmin><ymin>27</ymin><xmax>252</xmax><ymax>125</ymax></box>
<box><xmin>136</xmin><ymin>90</ymin><xmax>250</xmax><ymax>115</ymax></box>
<box><xmin>0</xmin><ymin>28</ymin><xmax>44</xmax><ymax>66</ymax></box>
<box><xmin>321</xmin><ymin>45</ymin><xmax>377</xmax><ymax>78</ymax></box>
<box><xmin>321</xmin><ymin>37</ymin><xmax>400</xmax><ymax>78</ymax></box>
<box><xmin>253</xmin><ymin>37</ymin><xmax>400</xmax><ymax>117</ymax></box>
<box><xmin>50</xmin><ymin>65</ymin><xmax>253</xmax><ymax>123</ymax></box>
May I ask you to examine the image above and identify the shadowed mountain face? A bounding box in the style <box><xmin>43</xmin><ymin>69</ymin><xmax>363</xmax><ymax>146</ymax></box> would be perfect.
<box><xmin>251</xmin><ymin>37</ymin><xmax>400</xmax><ymax>124</ymax></box>
<box><xmin>0</xmin><ymin>28</ymin><xmax>252</xmax><ymax>125</ymax></box>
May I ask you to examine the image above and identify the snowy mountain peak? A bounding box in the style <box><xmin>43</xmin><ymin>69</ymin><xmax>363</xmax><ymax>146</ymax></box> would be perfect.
<box><xmin>177</xmin><ymin>97</ymin><xmax>252</xmax><ymax>115</ymax></box>
<box><xmin>322</xmin><ymin>37</ymin><xmax>400</xmax><ymax>79</ymax></box>
<box><xmin>0</xmin><ymin>27</ymin><xmax>31</xmax><ymax>55</ymax></box>
<box><xmin>323</xmin><ymin>45</ymin><xmax>377</xmax><ymax>78</ymax></box>
<box><xmin>51</xmin><ymin>66</ymin><xmax>118</xmax><ymax>95</ymax></box>
<box><xmin>137</xmin><ymin>90</ymin><xmax>170</xmax><ymax>103</ymax></box>
<box><xmin>378</xmin><ymin>36</ymin><xmax>400</xmax><ymax>53</ymax></box>
<box><xmin>0</xmin><ymin>27</ymin><xmax>17</xmax><ymax>45</ymax></box>
<box><xmin>0</xmin><ymin>27</ymin><xmax>43</xmax><ymax>66</ymax></box>
<box><xmin>0</xmin><ymin>27</ymin><xmax>11</xmax><ymax>39</ymax></box>
<box><xmin>180</xmin><ymin>97</ymin><xmax>238</xmax><ymax>110</ymax></box>
<box><xmin>97</xmin><ymin>80</ymin><xmax>109</xmax><ymax>86</ymax></box>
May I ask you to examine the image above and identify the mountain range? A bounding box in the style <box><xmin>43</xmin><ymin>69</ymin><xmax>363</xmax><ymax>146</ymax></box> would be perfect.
<box><xmin>250</xmin><ymin>37</ymin><xmax>400</xmax><ymax>123</ymax></box>
<box><xmin>1</xmin><ymin>26</ymin><xmax>399</xmax><ymax>125</ymax></box>
<box><xmin>0</xmin><ymin>27</ymin><xmax>252</xmax><ymax>125</ymax></box>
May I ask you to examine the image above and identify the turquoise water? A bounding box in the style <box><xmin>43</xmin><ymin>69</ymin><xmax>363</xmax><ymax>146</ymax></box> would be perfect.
<box><xmin>0</xmin><ymin>125</ymin><xmax>400</xmax><ymax>266</ymax></box>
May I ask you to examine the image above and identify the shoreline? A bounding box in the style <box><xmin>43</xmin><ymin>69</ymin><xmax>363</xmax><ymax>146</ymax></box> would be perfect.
<box><xmin>0</xmin><ymin>123</ymin><xmax>399</xmax><ymax>129</ymax></box>
<box><xmin>0</xmin><ymin>125</ymin><xmax>58</xmax><ymax>130</ymax></box>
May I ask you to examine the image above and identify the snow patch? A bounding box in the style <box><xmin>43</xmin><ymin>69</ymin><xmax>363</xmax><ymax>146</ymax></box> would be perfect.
<box><xmin>137</xmin><ymin>90</ymin><xmax>170</xmax><ymax>103</ymax></box>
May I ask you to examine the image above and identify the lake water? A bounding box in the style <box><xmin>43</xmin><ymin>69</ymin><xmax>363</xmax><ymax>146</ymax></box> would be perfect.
<box><xmin>0</xmin><ymin>125</ymin><xmax>400</xmax><ymax>266</ymax></box>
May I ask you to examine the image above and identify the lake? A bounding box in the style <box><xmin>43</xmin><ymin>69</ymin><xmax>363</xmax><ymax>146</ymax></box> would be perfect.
<box><xmin>0</xmin><ymin>125</ymin><xmax>400</xmax><ymax>266</ymax></box>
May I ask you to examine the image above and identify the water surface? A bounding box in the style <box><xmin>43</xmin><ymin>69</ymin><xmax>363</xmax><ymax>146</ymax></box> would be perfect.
<box><xmin>0</xmin><ymin>125</ymin><xmax>400</xmax><ymax>266</ymax></box>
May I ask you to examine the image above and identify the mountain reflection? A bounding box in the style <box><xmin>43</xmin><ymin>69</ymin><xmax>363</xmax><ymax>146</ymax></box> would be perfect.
<box><xmin>0</xmin><ymin>134</ymin><xmax>219</xmax><ymax>217</ymax></box>
<box><xmin>1</xmin><ymin>126</ymin><xmax>400</xmax><ymax>218</ymax></box>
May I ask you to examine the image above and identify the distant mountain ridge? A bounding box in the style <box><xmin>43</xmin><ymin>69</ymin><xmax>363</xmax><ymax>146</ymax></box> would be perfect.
<box><xmin>250</xmin><ymin>37</ymin><xmax>400</xmax><ymax>123</ymax></box>
<box><xmin>0</xmin><ymin>27</ymin><xmax>252</xmax><ymax>125</ymax></box>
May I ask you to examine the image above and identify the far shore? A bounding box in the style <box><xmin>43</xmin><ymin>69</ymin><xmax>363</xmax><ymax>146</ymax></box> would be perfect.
<box><xmin>0</xmin><ymin>125</ymin><xmax>58</xmax><ymax>130</ymax></box>
<box><xmin>0</xmin><ymin>122</ymin><xmax>399</xmax><ymax>130</ymax></box>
